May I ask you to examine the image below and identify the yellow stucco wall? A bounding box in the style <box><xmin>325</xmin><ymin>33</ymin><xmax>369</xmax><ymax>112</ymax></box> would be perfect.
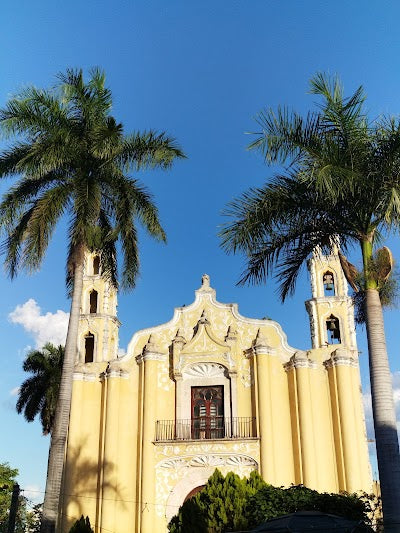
<box><xmin>61</xmin><ymin>253</ymin><xmax>372</xmax><ymax>532</ymax></box>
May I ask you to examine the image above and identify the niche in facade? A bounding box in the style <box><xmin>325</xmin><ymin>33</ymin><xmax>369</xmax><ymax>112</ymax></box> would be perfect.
<box><xmin>93</xmin><ymin>256</ymin><xmax>100</xmax><ymax>275</ymax></box>
<box><xmin>85</xmin><ymin>333</ymin><xmax>95</xmax><ymax>363</ymax></box>
<box><xmin>326</xmin><ymin>315</ymin><xmax>341</xmax><ymax>344</ymax></box>
<box><xmin>89</xmin><ymin>290</ymin><xmax>98</xmax><ymax>314</ymax></box>
<box><xmin>323</xmin><ymin>271</ymin><xmax>335</xmax><ymax>295</ymax></box>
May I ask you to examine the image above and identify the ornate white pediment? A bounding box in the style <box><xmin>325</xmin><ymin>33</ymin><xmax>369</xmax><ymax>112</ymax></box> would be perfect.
<box><xmin>183</xmin><ymin>363</ymin><xmax>227</xmax><ymax>379</ymax></box>
<box><xmin>181</xmin><ymin>311</ymin><xmax>229</xmax><ymax>357</ymax></box>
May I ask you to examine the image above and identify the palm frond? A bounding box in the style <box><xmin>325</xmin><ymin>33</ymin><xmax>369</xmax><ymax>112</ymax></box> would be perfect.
<box><xmin>0</xmin><ymin>172</ymin><xmax>63</xmax><ymax>226</ymax></box>
<box><xmin>20</xmin><ymin>184</ymin><xmax>71</xmax><ymax>273</ymax></box>
<box><xmin>0</xmin><ymin>68</ymin><xmax>183</xmax><ymax>293</ymax></box>
<box><xmin>119</xmin><ymin>131</ymin><xmax>185</xmax><ymax>171</ymax></box>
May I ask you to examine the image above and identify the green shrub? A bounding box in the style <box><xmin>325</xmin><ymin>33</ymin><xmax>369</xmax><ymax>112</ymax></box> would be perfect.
<box><xmin>168</xmin><ymin>470</ymin><xmax>373</xmax><ymax>532</ymax></box>
<box><xmin>168</xmin><ymin>469</ymin><xmax>265</xmax><ymax>533</ymax></box>
<box><xmin>244</xmin><ymin>484</ymin><xmax>370</xmax><ymax>529</ymax></box>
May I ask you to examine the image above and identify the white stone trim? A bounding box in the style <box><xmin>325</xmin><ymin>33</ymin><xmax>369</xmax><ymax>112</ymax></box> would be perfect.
<box><xmin>73</xmin><ymin>370</ymin><xmax>98</xmax><ymax>382</ymax></box>
<box><xmin>324</xmin><ymin>357</ymin><xmax>358</xmax><ymax>369</ymax></box>
<box><xmin>164</xmin><ymin>468</ymin><xmax>215</xmax><ymax>522</ymax></box>
<box><xmin>183</xmin><ymin>363</ymin><xmax>226</xmax><ymax>379</ymax></box>
<box><xmin>136</xmin><ymin>351</ymin><xmax>167</xmax><ymax>364</ymax></box>
<box><xmin>177</xmin><ymin>362</ymin><xmax>235</xmax><ymax>422</ymax></box>
<box><xmin>105</xmin><ymin>369</ymin><xmax>130</xmax><ymax>379</ymax></box>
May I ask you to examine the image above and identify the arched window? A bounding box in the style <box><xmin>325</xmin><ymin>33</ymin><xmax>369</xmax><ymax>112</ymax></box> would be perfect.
<box><xmin>323</xmin><ymin>271</ymin><xmax>335</xmax><ymax>295</ymax></box>
<box><xmin>93</xmin><ymin>256</ymin><xmax>100</xmax><ymax>275</ymax></box>
<box><xmin>326</xmin><ymin>315</ymin><xmax>341</xmax><ymax>344</ymax></box>
<box><xmin>89</xmin><ymin>290</ymin><xmax>98</xmax><ymax>314</ymax></box>
<box><xmin>85</xmin><ymin>333</ymin><xmax>95</xmax><ymax>363</ymax></box>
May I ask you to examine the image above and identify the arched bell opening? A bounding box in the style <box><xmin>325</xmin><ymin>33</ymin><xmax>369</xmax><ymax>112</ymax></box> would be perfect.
<box><xmin>326</xmin><ymin>315</ymin><xmax>341</xmax><ymax>344</ymax></box>
<box><xmin>84</xmin><ymin>332</ymin><xmax>95</xmax><ymax>363</ymax></box>
<box><xmin>323</xmin><ymin>271</ymin><xmax>335</xmax><ymax>296</ymax></box>
<box><xmin>93</xmin><ymin>255</ymin><xmax>100</xmax><ymax>275</ymax></box>
<box><xmin>89</xmin><ymin>290</ymin><xmax>98</xmax><ymax>314</ymax></box>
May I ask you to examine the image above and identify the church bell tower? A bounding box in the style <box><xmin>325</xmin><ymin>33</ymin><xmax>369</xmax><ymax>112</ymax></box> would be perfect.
<box><xmin>305</xmin><ymin>248</ymin><xmax>357</xmax><ymax>352</ymax></box>
<box><xmin>78</xmin><ymin>252</ymin><xmax>120</xmax><ymax>363</ymax></box>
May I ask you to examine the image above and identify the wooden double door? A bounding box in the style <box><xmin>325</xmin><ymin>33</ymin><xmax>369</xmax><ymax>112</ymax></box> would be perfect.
<box><xmin>191</xmin><ymin>385</ymin><xmax>224</xmax><ymax>439</ymax></box>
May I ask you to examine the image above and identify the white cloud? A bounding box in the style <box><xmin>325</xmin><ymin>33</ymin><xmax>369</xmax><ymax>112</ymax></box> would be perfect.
<box><xmin>9</xmin><ymin>386</ymin><xmax>20</xmax><ymax>397</ymax></box>
<box><xmin>22</xmin><ymin>484</ymin><xmax>43</xmax><ymax>504</ymax></box>
<box><xmin>9</xmin><ymin>299</ymin><xmax>69</xmax><ymax>348</ymax></box>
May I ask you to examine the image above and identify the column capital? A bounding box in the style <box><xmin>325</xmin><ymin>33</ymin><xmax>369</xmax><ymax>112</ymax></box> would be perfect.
<box><xmin>324</xmin><ymin>348</ymin><xmax>358</xmax><ymax>369</ymax></box>
<box><xmin>285</xmin><ymin>350</ymin><xmax>317</xmax><ymax>371</ymax></box>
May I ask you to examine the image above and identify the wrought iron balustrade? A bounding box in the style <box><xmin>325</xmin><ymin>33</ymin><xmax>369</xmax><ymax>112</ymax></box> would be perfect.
<box><xmin>155</xmin><ymin>417</ymin><xmax>257</xmax><ymax>441</ymax></box>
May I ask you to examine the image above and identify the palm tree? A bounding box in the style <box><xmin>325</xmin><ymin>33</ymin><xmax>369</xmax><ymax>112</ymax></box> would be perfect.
<box><xmin>0</xmin><ymin>68</ymin><xmax>185</xmax><ymax>533</ymax></box>
<box><xmin>220</xmin><ymin>73</ymin><xmax>400</xmax><ymax>531</ymax></box>
<box><xmin>16</xmin><ymin>343</ymin><xmax>64</xmax><ymax>435</ymax></box>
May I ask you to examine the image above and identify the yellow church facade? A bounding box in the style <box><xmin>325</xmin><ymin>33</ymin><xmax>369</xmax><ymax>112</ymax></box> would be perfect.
<box><xmin>61</xmin><ymin>250</ymin><xmax>372</xmax><ymax>532</ymax></box>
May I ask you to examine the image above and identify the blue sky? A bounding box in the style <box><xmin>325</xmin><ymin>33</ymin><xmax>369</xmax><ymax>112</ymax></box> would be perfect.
<box><xmin>1</xmin><ymin>0</ymin><xmax>400</xmax><ymax>499</ymax></box>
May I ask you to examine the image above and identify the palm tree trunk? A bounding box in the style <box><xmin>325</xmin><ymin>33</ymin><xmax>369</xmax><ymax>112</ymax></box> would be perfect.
<box><xmin>40</xmin><ymin>248</ymin><xmax>84</xmax><ymax>533</ymax></box>
<box><xmin>365</xmin><ymin>287</ymin><xmax>400</xmax><ymax>531</ymax></box>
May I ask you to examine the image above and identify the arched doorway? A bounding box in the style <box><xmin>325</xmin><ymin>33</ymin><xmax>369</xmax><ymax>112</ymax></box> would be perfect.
<box><xmin>165</xmin><ymin>469</ymin><xmax>215</xmax><ymax>523</ymax></box>
<box><xmin>184</xmin><ymin>485</ymin><xmax>205</xmax><ymax>502</ymax></box>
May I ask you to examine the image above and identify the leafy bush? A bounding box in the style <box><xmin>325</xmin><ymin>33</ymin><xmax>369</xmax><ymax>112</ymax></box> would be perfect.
<box><xmin>168</xmin><ymin>469</ymin><xmax>265</xmax><ymax>533</ymax></box>
<box><xmin>168</xmin><ymin>470</ymin><xmax>374</xmax><ymax>532</ymax></box>
<box><xmin>244</xmin><ymin>484</ymin><xmax>371</xmax><ymax>529</ymax></box>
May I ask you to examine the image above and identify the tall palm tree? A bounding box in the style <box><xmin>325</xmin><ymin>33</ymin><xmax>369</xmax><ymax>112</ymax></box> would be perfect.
<box><xmin>17</xmin><ymin>343</ymin><xmax>64</xmax><ymax>435</ymax></box>
<box><xmin>220</xmin><ymin>73</ymin><xmax>400</xmax><ymax>531</ymax></box>
<box><xmin>0</xmin><ymin>68</ymin><xmax>185</xmax><ymax>532</ymax></box>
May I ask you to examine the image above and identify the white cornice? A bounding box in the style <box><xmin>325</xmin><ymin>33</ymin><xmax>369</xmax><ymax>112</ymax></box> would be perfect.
<box><xmin>73</xmin><ymin>371</ymin><xmax>98</xmax><ymax>382</ymax></box>
<box><xmin>135</xmin><ymin>351</ymin><xmax>167</xmax><ymax>364</ymax></box>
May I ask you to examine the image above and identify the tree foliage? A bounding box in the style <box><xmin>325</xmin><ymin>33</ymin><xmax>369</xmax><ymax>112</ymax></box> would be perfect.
<box><xmin>168</xmin><ymin>470</ymin><xmax>374</xmax><ymax>533</ymax></box>
<box><xmin>0</xmin><ymin>462</ymin><xmax>38</xmax><ymax>533</ymax></box>
<box><xmin>0</xmin><ymin>68</ymin><xmax>185</xmax><ymax>532</ymax></box>
<box><xmin>0</xmin><ymin>462</ymin><xmax>18</xmax><ymax>531</ymax></box>
<box><xmin>168</xmin><ymin>470</ymin><xmax>264</xmax><ymax>533</ymax></box>
<box><xmin>220</xmin><ymin>73</ymin><xmax>400</xmax><ymax>298</ymax></box>
<box><xmin>220</xmin><ymin>73</ymin><xmax>400</xmax><ymax>529</ymax></box>
<box><xmin>0</xmin><ymin>67</ymin><xmax>185</xmax><ymax>291</ymax></box>
<box><xmin>16</xmin><ymin>343</ymin><xmax>64</xmax><ymax>435</ymax></box>
<box><xmin>244</xmin><ymin>484</ymin><xmax>373</xmax><ymax>530</ymax></box>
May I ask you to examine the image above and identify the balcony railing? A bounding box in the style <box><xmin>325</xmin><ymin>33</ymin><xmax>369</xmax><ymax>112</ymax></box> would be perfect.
<box><xmin>155</xmin><ymin>417</ymin><xmax>257</xmax><ymax>442</ymax></box>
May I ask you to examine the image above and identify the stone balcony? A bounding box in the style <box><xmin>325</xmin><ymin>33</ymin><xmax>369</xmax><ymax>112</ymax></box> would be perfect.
<box><xmin>155</xmin><ymin>416</ymin><xmax>257</xmax><ymax>442</ymax></box>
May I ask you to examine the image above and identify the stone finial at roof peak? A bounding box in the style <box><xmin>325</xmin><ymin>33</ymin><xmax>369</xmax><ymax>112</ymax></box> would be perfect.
<box><xmin>196</xmin><ymin>273</ymin><xmax>215</xmax><ymax>295</ymax></box>
<box><xmin>201</xmin><ymin>274</ymin><xmax>210</xmax><ymax>288</ymax></box>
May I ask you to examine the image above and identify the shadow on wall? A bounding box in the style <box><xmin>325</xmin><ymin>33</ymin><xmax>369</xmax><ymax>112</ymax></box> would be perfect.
<box><xmin>61</xmin><ymin>440</ymin><xmax>126</xmax><ymax>532</ymax></box>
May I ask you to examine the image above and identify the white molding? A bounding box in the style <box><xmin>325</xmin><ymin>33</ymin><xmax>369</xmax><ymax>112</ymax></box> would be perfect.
<box><xmin>183</xmin><ymin>362</ymin><xmax>227</xmax><ymax>379</ymax></box>
<box><xmin>73</xmin><ymin>371</ymin><xmax>98</xmax><ymax>382</ymax></box>
<box><xmin>324</xmin><ymin>357</ymin><xmax>358</xmax><ymax>369</ymax></box>
<box><xmin>177</xmin><ymin>363</ymin><xmax>234</xmax><ymax>421</ymax></box>
<box><xmin>136</xmin><ymin>351</ymin><xmax>167</xmax><ymax>364</ymax></box>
